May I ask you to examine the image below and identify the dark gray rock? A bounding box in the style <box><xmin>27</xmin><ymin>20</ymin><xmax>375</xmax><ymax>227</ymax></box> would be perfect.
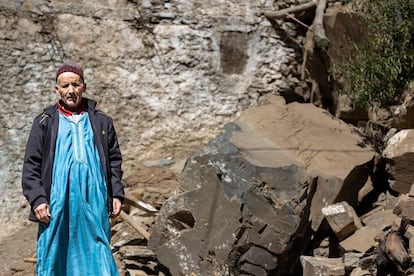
<box><xmin>149</xmin><ymin>96</ymin><xmax>375</xmax><ymax>275</ymax></box>
<box><xmin>149</xmin><ymin>121</ymin><xmax>311</xmax><ymax>275</ymax></box>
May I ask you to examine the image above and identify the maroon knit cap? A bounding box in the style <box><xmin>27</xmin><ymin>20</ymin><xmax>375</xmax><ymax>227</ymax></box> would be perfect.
<box><xmin>56</xmin><ymin>60</ymin><xmax>84</xmax><ymax>81</ymax></box>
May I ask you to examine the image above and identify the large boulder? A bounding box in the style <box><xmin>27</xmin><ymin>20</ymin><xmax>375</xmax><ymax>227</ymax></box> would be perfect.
<box><xmin>149</xmin><ymin>95</ymin><xmax>375</xmax><ymax>275</ymax></box>
<box><xmin>383</xmin><ymin>129</ymin><xmax>414</xmax><ymax>194</ymax></box>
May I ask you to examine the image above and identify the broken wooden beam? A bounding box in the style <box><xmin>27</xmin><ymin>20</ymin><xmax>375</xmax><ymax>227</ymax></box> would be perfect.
<box><xmin>119</xmin><ymin>245</ymin><xmax>157</xmax><ymax>261</ymax></box>
<box><xmin>120</xmin><ymin>210</ymin><xmax>151</xmax><ymax>241</ymax></box>
<box><xmin>263</xmin><ymin>1</ymin><xmax>317</xmax><ymax>20</ymax></box>
<box><xmin>312</xmin><ymin>0</ymin><xmax>329</xmax><ymax>49</ymax></box>
<box><xmin>124</xmin><ymin>196</ymin><xmax>158</xmax><ymax>213</ymax></box>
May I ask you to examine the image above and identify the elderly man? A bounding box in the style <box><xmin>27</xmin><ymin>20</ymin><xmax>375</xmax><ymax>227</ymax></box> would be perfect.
<box><xmin>22</xmin><ymin>61</ymin><xmax>124</xmax><ymax>275</ymax></box>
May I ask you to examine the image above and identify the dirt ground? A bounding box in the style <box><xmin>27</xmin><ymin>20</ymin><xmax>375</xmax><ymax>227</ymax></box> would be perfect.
<box><xmin>0</xmin><ymin>163</ymin><xmax>184</xmax><ymax>276</ymax></box>
<box><xmin>0</xmin><ymin>221</ymin><xmax>37</xmax><ymax>276</ymax></box>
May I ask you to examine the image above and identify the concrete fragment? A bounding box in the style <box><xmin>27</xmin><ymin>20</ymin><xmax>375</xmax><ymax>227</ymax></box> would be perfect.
<box><xmin>300</xmin><ymin>256</ymin><xmax>345</xmax><ymax>276</ymax></box>
<box><xmin>322</xmin><ymin>201</ymin><xmax>362</xmax><ymax>240</ymax></box>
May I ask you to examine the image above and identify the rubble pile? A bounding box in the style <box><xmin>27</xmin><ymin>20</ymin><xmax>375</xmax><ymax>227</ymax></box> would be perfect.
<box><xmin>143</xmin><ymin>95</ymin><xmax>414</xmax><ymax>275</ymax></box>
<box><xmin>108</xmin><ymin>166</ymin><xmax>180</xmax><ymax>276</ymax></box>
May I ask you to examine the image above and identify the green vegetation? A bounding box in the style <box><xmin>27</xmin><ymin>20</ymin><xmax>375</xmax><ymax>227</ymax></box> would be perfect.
<box><xmin>331</xmin><ymin>0</ymin><xmax>414</xmax><ymax>108</ymax></box>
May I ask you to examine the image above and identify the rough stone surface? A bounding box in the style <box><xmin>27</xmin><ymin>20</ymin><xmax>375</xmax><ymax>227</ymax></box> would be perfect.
<box><xmin>394</xmin><ymin>194</ymin><xmax>414</xmax><ymax>222</ymax></box>
<box><xmin>362</xmin><ymin>209</ymin><xmax>399</xmax><ymax>231</ymax></box>
<box><xmin>342</xmin><ymin>252</ymin><xmax>363</xmax><ymax>271</ymax></box>
<box><xmin>383</xmin><ymin>129</ymin><xmax>414</xmax><ymax>194</ymax></box>
<box><xmin>340</xmin><ymin>227</ymin><xmax>382</xmax><ymax>253</ymax></box>
<box><xmin>149</xmin><ymin>95</ymin><xmax>375</xmax><ymax>275</ymax></box>
<box><xmin>0</xmin><ymin>0</ymin><xmax>303</xmax><ymax>226</ymax></box>
<box><xmin>300</xmin><ymin>256</ymin><xmax>345</xmax><ymax>276</ymax></box>
<box><xmin>322</xmin><ymin>201</ymin><xmax>362</xmax><ymax>241</ymax></box>
<box><xmin>234</xmin><ymin>95</ymin><xmax>374</xmax><ymax>232</ymax></box>
<box><xmin>148</xmin><ymin>123</ymin><xmax>309</xmax><ymax>275</ymax></box>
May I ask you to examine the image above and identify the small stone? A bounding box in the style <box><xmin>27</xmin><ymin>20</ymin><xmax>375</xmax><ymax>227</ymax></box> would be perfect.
<box><xmin>322</xmin><ymin>201</ymin><xmax>362</xmax><ymax>241</ymax></box>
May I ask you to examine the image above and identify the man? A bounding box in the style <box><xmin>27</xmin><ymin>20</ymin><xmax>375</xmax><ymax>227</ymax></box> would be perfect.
<box><xmin>22</xmin><ymin>60</ymin><xmax>124</xmax><ymax>275</ymax></box>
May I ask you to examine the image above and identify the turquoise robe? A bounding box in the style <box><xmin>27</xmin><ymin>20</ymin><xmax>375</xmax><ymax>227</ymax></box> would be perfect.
<box><xmin>36</xmin><ymin>112</ymin><xmax>119</xmax><ymax>276</ymax></box>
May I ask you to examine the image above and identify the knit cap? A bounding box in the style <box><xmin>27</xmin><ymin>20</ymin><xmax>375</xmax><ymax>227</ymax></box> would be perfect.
<box><xmin>56</xmin><ymin>60</ymin><xmax>84</xmax><ymax>81</ymax></box>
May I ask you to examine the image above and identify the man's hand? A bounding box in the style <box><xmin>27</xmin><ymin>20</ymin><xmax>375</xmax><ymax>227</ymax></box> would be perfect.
<box><xmin>34</xmin><ymin>203</ymin><xmax>50</xmax><ymax>224</ymax></box>
<box><xmin>112</xmin><ymin>198</ymin><xmax>122</xmax><ymax>217</ymax></box>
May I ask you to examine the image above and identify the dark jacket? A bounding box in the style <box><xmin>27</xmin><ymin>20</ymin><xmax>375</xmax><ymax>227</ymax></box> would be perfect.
<box><xmin>22</xmin><ymin>98</ymin><xmax>124</xmax><ymax>221</ymax></box>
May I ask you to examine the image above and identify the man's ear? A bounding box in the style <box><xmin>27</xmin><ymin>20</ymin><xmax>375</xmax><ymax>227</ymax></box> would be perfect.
<box><xmin>55</xmin><ymin>85</ymin><xmax>62</xmax><ymax>99</ymax></box>
<box><xmin>83</xmin><ymin>83</ymin><xmax>87</xmax><ymax>91</ymax></box>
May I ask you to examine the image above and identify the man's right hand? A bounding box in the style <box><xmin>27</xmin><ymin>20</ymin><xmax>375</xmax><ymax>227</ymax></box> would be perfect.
<box><xmin>34</xmin><ymin>203</ymin><xmax>50</xmax><ymax>224</ymax></box>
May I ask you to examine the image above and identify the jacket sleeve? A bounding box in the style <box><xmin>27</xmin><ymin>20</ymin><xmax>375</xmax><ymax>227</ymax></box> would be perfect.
<box><xmin>22</xmin><ymin>116</ymin><xmax>48</xmax><ymax>211</ymax></box>
<box><xmin>107</xmin><ymin>119</ymin><xmax>124</xmax><ymax>202</ymax></box>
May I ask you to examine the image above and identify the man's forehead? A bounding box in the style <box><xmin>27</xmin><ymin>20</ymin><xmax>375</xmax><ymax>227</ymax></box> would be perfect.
<box><xmin>57</xmin><ymin>72</ymin><xmax>83</xmax><ymax>82</ymax></box>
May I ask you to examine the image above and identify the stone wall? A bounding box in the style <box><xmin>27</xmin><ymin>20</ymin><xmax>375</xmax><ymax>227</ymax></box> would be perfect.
<box><xmin>0</xmin><ymin>0</ymin><xmax>302</xmax><ymax>224</ymax></box>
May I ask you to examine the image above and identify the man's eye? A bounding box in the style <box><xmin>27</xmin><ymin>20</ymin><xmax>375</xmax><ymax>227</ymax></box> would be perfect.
<box><xmin>62</xmin><ymin>84</ymin><xmax>69</xmax><ymax>88</ymax></box>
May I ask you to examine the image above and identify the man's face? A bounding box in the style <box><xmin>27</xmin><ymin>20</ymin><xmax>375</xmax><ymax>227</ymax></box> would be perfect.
<box><xmin>55</xmin><ymin>72</ymin><xmax>86</xmax><ymax>111</ymax></box>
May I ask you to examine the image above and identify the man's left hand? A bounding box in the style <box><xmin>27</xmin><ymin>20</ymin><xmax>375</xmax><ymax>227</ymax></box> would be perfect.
<box><xmin>112</xmin><ymin>198</ymin><xmax>122</xmax><ymax>217</ymax></box>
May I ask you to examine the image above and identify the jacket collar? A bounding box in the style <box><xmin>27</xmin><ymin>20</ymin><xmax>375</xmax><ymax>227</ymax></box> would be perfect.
<box><xmin>43</xmin><ymin>97</ymin><xmax>97</xmax><ymax>116</ymax></box>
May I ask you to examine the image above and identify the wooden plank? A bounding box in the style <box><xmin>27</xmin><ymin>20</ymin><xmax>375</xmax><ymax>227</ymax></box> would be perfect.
<box><xmin>312</xmin><ymin>0</ymin><xmax>329</xmax><ymax>49</ymax></box>
<box><xmin>119</xmin><ymin>245</ymin><xmax>156</xmax><ymax>260</ymax></box>
<box><xmin>264</xmin><ymin>1</ymin><xmax>317</xmax><ymax>20</ymax></box>
<box><xmin>124</xmin><ymin>196</ymin><xmax>158</xmax><ymax>213</ymax></box>
<box><xmin>120</xmin><ymin>210</ymin><xmax>151</xmax><ymax>240</ymax></box>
